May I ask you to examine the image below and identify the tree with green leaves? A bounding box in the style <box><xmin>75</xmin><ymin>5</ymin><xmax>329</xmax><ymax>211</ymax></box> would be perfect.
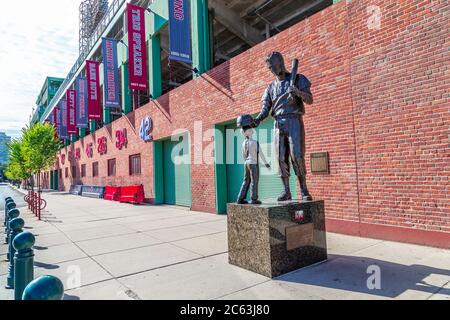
<box><xmin>21</xmin><ymin>123</ymin><xmax>61</xmax><ymax>192</ymax></box>
<box><xmin>4</xmin><ymin>138</ymin><xmax>31</xmax><ymax>187</ymax></box>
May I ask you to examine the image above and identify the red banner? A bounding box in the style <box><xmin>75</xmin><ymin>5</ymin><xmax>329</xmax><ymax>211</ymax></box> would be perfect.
<box><xmin>52</xmin><ymin>108</ymin><xmax>58</xmax><ymax>128</ymax></box>
<box><xmin>67</xmin><ymin>90</ymin><xmax>77</xmax><ymax>134</ymax></box>
<box><xmin>86</xmin><ymin>60</ymin><xmax>102</xmax><ymax>120</ymax></box>
<box><xmin>127</xmin><ymin>3</ymin><xmax>148</xmax><ymax>91</ymax></box>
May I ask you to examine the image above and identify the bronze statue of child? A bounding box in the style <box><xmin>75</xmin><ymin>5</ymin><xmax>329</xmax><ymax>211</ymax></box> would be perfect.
<box><xmin>236</xmin><ymin>114</ymin><xmax>271</xmax><ymax>205</ymax></box>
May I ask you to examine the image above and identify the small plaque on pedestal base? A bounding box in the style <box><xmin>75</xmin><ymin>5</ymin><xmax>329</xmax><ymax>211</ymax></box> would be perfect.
<box><xmin>227</xmin><ymin>201</ymin><xmax>327</xmax><ymax>278</ymax></box>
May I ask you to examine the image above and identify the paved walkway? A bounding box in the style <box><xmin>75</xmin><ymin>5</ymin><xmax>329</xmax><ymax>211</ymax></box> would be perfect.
<box><xmin>1</xmin><ymin>184</ymin><xmax>449</xmax><ymax>300</ymax></box>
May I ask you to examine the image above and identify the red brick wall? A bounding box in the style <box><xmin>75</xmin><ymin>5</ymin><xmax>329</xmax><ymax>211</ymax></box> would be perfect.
<box><xmin>56</xmin><ymin>113</ymin><xmax>154</xmax><ymax>201</ymax></box>
<box><xmin>349</xmin><ymin>0</ymin><xmax>449</xmax><ymax>235</ymax></box>
<box><xmin>53</xmin><ymin>0</ymin><xmax>449</xmax><ymax>247</ymax></box>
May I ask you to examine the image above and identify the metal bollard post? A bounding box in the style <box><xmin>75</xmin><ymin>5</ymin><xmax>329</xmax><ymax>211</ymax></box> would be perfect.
<box><xmin>5</xmin><ymin>218</ymin><xmax>24</xmax><ymax>289</ymax></box>
<box><xmin>37</xmin><ymin>192</ymin><xmax>41</xmax><ymax>221</ymax></box>
<box><xmin>31</xmin><ymin>191</ymin><xmax>34</xmax><ymax>216</ymax></box>
<box><xmin>4</xmin><ymin>197</ymin><xmax>12</xmax><ymax>216</ymax></box>
<box><xmin>5</xmin><ymin>197</ymin><xmax>13</xmax><ymax>211</ymax></box>
<box><xmin>4</xmin><ymin>200</ymin><xmax>15</xmax><ymax>228</ymax></box>
<box><xmin>28</xmin><ymin>191</ymin><xmax>32</xmax><ymax>214</ymax></box>
<box><xmin>5</xmin><ymin>208</ymin><xmax>19</xmax><ymax>244</ymax></box>
<box><xmin>34</xmin><ymin>192</ymin><xmax>37</xmax><ymax>216</ymax></box>
<box><xmin>6</xmin><ymin>215</ymin><xmax>23</xmax><ymax>261</ymax></box>
<box><xmin>34</xmin><ymin>192</ymin><xmax>38</xmax><ymax>217</ymax></box>
<box><xmin>22</xmin><ymin>276</ymin><xmax>64</xmax><ymax>300</ymax></box>
<box><xmin>13</xmin><ymin>232</ymin><xmax>35</xmax><ymax>300</ymax></box>
<box><xmin>27</xmin><ymin>191</ymin><xmax>31</xmax><ymax>210</ymax></box>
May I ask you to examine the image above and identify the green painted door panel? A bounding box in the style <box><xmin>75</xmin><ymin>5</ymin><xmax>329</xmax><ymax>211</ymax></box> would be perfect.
<box><xmin>225</xmin><ymin>119</ymin><xmax>298</xmax><ymax>203</ymax></box>
<box><xmin>163</xmin><ymin>133</ymin><xmax>192</xmax><ymax>207</ymax></box>
<box><xmin>53</xmin><ymin>170</ymin><xmax>58</xmax><ymax>190</ymax></box>
<box><xmin>50</xmin><ymin>171</ymin><xmax>54</xmax><ymax>190</ymax></box>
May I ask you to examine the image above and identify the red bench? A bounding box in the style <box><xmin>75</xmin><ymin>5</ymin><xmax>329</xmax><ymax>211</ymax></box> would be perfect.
<box><xmin>119</xmin><ymin>185</ymin><xmax>144</xmax><ymax>204</ymax></box>
<box><xmin>104</xmin><ymin>186</ymin><xmax>121</xmax><ymax>201</ymax></box>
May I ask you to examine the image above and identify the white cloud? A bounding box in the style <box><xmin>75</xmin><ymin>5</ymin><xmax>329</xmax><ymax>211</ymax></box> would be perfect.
<box><xmin>0</xmin><ymin>0</ymin><xmax>85</xmax><ymax>138</ymax></box>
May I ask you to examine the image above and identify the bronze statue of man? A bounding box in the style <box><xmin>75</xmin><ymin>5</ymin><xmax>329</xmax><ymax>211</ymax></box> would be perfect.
<box><xmin>253</xmin><ymin>51</ymin><xmax>313</xmax><ymax>201</ymax></box>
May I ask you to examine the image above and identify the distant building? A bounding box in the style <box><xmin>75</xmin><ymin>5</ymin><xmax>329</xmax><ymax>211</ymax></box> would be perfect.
<box><xmin>30</xmin><ymin>77</ymin><xmax>64</xmax><ymax>126</ymax></box>
<box><xmin>0</xmin><ymin>132</ymin><xmax>11</xmax><ymax>166</ymax></box>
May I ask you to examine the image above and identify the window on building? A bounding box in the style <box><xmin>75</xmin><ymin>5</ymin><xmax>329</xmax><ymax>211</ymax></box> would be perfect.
<box><xmin>81</xmin><ymin>164</ymin><xmax>86</xmax><ymax>178</ymax></box>
<box><xmin>108</xmin><ymin>159</ymin><xmax>116</xmax><ymax>177</ymax></box>
<box><xmin>129</xmin><ymin>154</ymin><xmax>141</xmax><ymax>176</ymax></box>
<box><xmin>71</xmin><ymin>166</ymin><xmax>76</xmax><ymax>178</ymax></box>
<box><xmin>92</xmin><ymin>162</ymin><xmax>99</xmax><ymax>177</ymax></box>
<box><xmin>65</xmin><ymin>167</ymin><xmax>68</xmax><ymax>178</ymax></box>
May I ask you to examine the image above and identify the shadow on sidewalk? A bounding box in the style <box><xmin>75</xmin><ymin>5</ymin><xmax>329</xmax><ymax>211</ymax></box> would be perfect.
<box><xmin>34</xmin><ymin>261</ymin><xmax>59</xmax><ymax>270</ymax></box>
<box><xmin>277</xmin><ymin>254</ymin><xmax>450</xmax><ymax>298</ymax></box>
<box><xmin>33</xmin><ymin>246</ymin><xmax>48</xmax><ymax>251</ymax></box>
<box><xmin>63</xmin><ymin>293</ymin><xmax>81</xmax><ymax>300</ymax></box>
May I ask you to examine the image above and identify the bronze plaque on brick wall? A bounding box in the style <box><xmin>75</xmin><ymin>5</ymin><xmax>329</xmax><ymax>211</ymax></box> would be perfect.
<box><xmin>310</xmin><ymin>152</ymin><xmax>329</xmax><ymax>174</ymax></box>
<box><xmin>286</xmin><ymin>223</ymin><xmax>314</xmax><ymax>250</ymax></box>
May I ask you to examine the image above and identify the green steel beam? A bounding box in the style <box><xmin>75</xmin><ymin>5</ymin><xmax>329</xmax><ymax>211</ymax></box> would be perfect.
<box><xmin>79</xmin><ymin>128</ymin><xmax>87</xmax><ymax>138</ymax></box>
<box><xmin>153</xmin><ymin>141</ymin><xmax>164</xmax><ymax>205</ymax></box>
<box><xmin>89</xmin><ymin>120</ymin><xmax>96</xmax><ymax>133</ymax></box>
<box><xmin>103</xmin><ymin>108</ymin><xmax>111</xmax><ymax>125</ymax></box>
<box><xmin>191</xmin><ymin>0</ymin><xmax>212</xmax><ymax>76</ymax></box>
<box><xmin>149</xmin><ymin>34</ymin><xmax>162</xmax><ymax>99</ymax></box>
<box><xmin>148</xmin><ymin>0</ymin><xmax>168</xmax><ymax>35</ymax></box>
<box><xmin>214</xmin><ymin>124</ymin><xmax>227</xmax><ymax>214</ymax></box>
<box><xmin>121</xmin><ymin>63</ymin><xmax>132</xmax><ymax>115</ymax></box>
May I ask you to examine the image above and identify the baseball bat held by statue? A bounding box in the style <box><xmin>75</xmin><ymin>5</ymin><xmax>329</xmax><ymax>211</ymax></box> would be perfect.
<box><xmin>288</xmin><ymin>59</ymin><xmax>299</xmax><ymax>101</ymax></box>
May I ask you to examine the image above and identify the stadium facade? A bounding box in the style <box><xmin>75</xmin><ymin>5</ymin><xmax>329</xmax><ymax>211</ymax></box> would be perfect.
<box><xmin>32</xmin><ymin>0</ymin><xmax>449</xmax><ymax>248</ymax></box>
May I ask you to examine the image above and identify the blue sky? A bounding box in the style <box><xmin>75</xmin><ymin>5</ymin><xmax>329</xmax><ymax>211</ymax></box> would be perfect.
<box><xmin>0</xmin><ymin>0</ymin><xmax>84</xmax><ymax>138</ymax></box>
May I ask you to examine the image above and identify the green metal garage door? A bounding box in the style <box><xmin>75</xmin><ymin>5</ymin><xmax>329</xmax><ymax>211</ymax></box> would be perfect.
<box><xmin>225</xmin><ymin>119</ymin><xmax>298</xmax><ymax>203</ymax></box>
<box><xmin>162</xmin><ymin>133</ymin><xmax>192</xmax><ymax>207</ymax></box>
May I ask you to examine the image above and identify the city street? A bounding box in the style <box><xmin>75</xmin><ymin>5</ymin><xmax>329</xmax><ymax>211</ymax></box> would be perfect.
<box><xmin>1</xmin><ymin>184</ymin><xmax>449</xmax><ymax>300</ymax></box>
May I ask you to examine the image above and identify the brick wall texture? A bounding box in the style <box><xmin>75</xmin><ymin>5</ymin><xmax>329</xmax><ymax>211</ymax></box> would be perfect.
<box><xmin>48</xmin><ymin>0</ymin><xmax>449</xmax><ymax>247</ymax></box>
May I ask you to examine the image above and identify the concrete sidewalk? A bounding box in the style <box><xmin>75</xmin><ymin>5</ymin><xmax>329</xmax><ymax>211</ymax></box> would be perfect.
<box><xmin>1</xmin><ymin>187</ymin><xmax>449</xmax><ymax>300</ymax></box>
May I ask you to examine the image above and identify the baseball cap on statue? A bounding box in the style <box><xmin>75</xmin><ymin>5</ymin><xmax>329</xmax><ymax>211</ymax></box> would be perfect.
<box><xmin>237</xmin><ymin>114</ymin><xmax>255</xmax><ymax>129</ymax></box>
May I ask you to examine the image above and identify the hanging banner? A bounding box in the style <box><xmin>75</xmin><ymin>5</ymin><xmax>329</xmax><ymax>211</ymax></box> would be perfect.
<box><xmin>76</xmin><ymin>77</ymin><xmax>88</xmax><ymax>128</ymax></box>
<box><xmin>86</xmin><ymin>60</ymin><xmax>102</xmax><ymax>120</ymax></box>
<box><xmin>127</xmin><ymin>3</ymin><xmax>148</xmax><ymax>91</ymax></box>
<box><xmin>67</xmin><ymin>90</ymin><xmax>77</xmax><ymax>134</ymax></box>
<box><xmin>52</xmin><ymin>109</ymin><xmax>57</xmax><ymax>128</ymax></box>
<box><xmin>169</xmin><ymin>0</ymin><xmax>192</xmax><ymax>64</ymax></box>
<box><xmin>59</xmin><ymin>100</ymin><xmax>69</xmax><ymax>139</ymax></box>
<box><xmin>101</xmin><ymin>38</ymin><xmax>120</xmax><ymax>109</ymax></box>
<box><xmin>55</xmin><ymin>106</ymin><xmax>61</xmax><ymax>137</ymax></box>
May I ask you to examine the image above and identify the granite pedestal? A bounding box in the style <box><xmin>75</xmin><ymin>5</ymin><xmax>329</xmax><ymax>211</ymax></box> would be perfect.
<box><xmin>227</xmin><ymin>201</ymin><xmax>327</xmax><ymax>278</ymax></box>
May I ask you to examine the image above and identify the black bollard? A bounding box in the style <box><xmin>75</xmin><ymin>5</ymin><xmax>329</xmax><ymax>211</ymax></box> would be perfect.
<box><xmin>5</xmin><ymin>218</ymin><xmax>24</xmax><ymax>289</ymax></box>
<box><xmin>4</xmin><ymin>199</ymin><xmax>15</xmax><ymax>227</ymax></box>
<box><xmin>5</xmin><ymin>207</ymin><xmax>19</xmax><ymax>244</ymax></box>
<box><xmin>22</xmin><ymin>276</ymin><xmax>64</xmax><ymax>300</ymax></box>
<box><xmin>13</xmin><ymin>232</ymin><xmax>35</xmax><ymax>300</ymax></box>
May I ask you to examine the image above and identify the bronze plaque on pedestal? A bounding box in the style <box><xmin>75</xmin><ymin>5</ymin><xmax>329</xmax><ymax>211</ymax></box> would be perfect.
<box><xmin>286</xmin><ymin>223</ymin><xmax>314</xmax><ymax>250</ymax></box>
<box><xmin>310</xmin><ymin>152</ymin><xmax>329</xmax><ymax>174</ymax></box>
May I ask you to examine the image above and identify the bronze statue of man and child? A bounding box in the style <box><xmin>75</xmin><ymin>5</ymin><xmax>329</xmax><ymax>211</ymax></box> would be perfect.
<box><xmin>236</xmin><ymin>51</ymin><xmax>313</xmax><ymax>205</ymax></box>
